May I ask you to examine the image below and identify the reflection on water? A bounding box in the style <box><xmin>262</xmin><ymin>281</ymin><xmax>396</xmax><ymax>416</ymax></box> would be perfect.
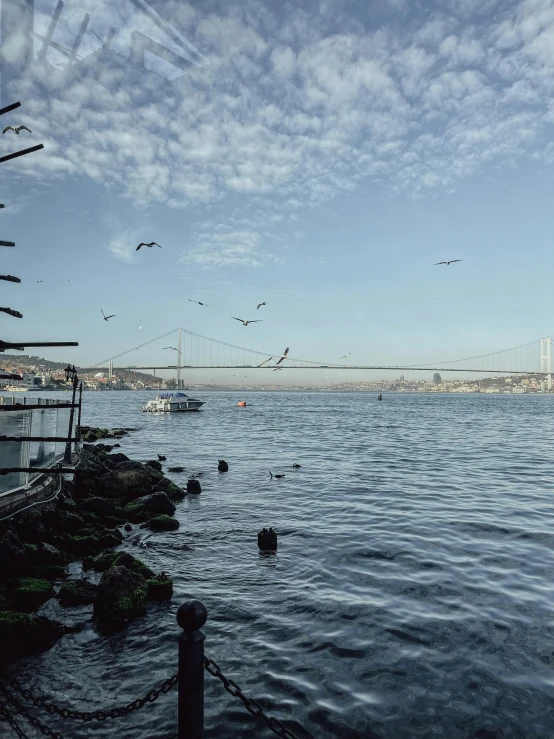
<box><xmin>6</xmin><ymin>391</ymin><xmax>554</xmax><ymax>738</ymax></box>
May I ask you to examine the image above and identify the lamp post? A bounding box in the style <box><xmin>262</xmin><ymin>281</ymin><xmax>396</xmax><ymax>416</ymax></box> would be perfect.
<box><xmin>63</xmin><ymin>364</ymin><xmax>78</xmax><ymax>463</ymax></box>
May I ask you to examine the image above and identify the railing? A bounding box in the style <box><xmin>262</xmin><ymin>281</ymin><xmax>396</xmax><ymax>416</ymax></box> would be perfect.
<box><xmin>0</xmin><ymin>392</ymin><xmax>82</xmax><ymax>495</ymax></box>
<box><xmin>0</xmin><ymin>599</ymin><xmax>303</xmax><ymax>739</ymax></box>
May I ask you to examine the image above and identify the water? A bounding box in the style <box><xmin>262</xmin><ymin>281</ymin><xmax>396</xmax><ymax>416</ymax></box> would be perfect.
<box><xmin>5</xmin><ymin>391</ymin><xmax>554</xmax><ymax>738</ymax></box>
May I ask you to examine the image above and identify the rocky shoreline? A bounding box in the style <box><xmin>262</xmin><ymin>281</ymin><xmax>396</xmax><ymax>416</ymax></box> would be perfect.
<box><xmin>0</xmin><ymin>428</ymin><xmax>186</xmax><ymax>662</ymax></box>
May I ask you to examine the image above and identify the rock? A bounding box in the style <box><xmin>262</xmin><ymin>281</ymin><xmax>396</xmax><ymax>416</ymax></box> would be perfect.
<box><xmin>81</xmin><ymin>496</ymin><xmax>121</xmax><ymax>517</ymax></box>
<box><xmin>37</xmin><ymin>543</ymin><xmax>66</xmax><ymax>564</ymax></box>
<box><xmin>0</xmin><ymin>531</ymin><xmax>26</xmax><ymax>576</ymax></box>
<box><xmin>218</xmin><ymin>460</ymin><xmax>229</xmax><ymax>472</ymax></box>
<box><xmin>81</xmin><ymin>430</ymin><xmax>98</xmax><ymax>442</ymax></box>
<box><xmin>147</xmin><ymin>574</ymin><xmax>173</xmax><ymax>601</ymax></box>
<box><xmin>146</xmin><ymin>460</ymin><xmax>163</xmax><ymax>472</ymax></box>
<box><xmin>30</xmin><ymin>564</ymin><xmax>68</xmax><ymax>581</ymax></box>
<box><xmin>257</xmin><ymin>527</ymin><xmax>278</xmax><ymax>551</ymax></box>
<box><xmin>123</xmin><ymin>492</ymin><xmax>175</xmax><ymax>523</ymax></box>
<box><xmin>124</xmin><ymin>523</ymin><xmax>132</xmax><ymax>532</ymax></box>
<box><xmin>59</xmin><ymin>496</ymin><xmax>77</xmax><ymax>511</ymax></box>
<box><xmin>164</xmin><ymin>483</ymin><xmax>186</xmax><ymax>503</ymax></box>
<box><xmin>91</xmin><ymin>550</ymin><xmax>154</xmax><ymax>578</ymax></box>
<box><xmin>45</xmin><ymin>510</ymin><xmax>86</xmax><ymax>534</ymax></box>
<box><xmin>0</xmin><ymin>612</ymin><xmax>68</xmax><ymax>661</ymax></box>
<box><xmin>107</xmin><ymin>453</ymin><xmax>130</xmax><ymax>465</ymax></box>
<box><xmin>168</xmin><ymin>466</ymin><xmax>185</xmax><ymax>473</ymax></box>
<box><xmin>114</xmin><ymin>461</ymin><xmax>144</xmax><ymax>472</ymax></box>
<box><xmin>143</xmin><ymin>515</ymin><xmax>179</xmax><ymax>532</ymax></box>
<box><xmin>13</xmin><ymin>578</ymin><xmax>55</xmax><ymax>612</ymax></box>
<box><xmin>0</xmin><ymin>593</ymin><xmax>12</xmax><ymax>611</ymax></box>
<box><xmin>57</xmin><ymin>579</ymin><xmax>98</xmax><ymax>607</ymax></box>
<box><xmin>93</xmin><ymin>566</ymin><xmax>148</xmax><ymax>632</ymax></box>
<box><xmin>99</xmin><ymin>470</ymin><xmax>153</xmax><ymax>500</ymax></box>
<box><xmin>64</xmin><ymin>535</ymin><xmax>104</xmax><ymax>556</ymax></box>
<box><xmin>187</xmin><ymin>479</ymin><xmax>201</xmax><ymax>495</ymax></box>
<box><xmin>82</xmin><ymin>556</ymin><xmax>94</xmax><ymax>571</ymax></box>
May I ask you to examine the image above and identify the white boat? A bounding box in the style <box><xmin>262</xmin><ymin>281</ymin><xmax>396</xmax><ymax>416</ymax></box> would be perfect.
<box><xmin>4</xmin><ymin>385</ymin><xmax>28</xmax><ymax>392</ymax></box>
<box><xmin>141</xmin><ymin>392</ymin><xmax>205</xmax><ymax>413</ymax></box>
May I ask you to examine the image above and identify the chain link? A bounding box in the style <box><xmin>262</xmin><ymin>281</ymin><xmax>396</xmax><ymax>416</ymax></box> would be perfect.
<box><xmin>203</xmin><ymin>657</ymin><xmax>300</xmax><ymax>739</ymax></box>
<box><xmin>0</xmin><ymin>696</ymin><xmax>30</xmax><ymax>739</ymax></box>
<box><xmin>0</xmin><ymin>683</ymin><xmax>64</xmax><ymax>739</ymax></box>
<box><xmin>3</xmin><ymin>673</ymin><xmax>177</xmax><ymax>723</ymax></box>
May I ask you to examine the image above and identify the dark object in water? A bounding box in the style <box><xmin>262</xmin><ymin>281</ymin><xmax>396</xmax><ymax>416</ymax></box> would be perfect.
<box><xmin>292</xmin><ymin>463</ymin><xmax>301</xmax><ymax>468</ymax></box>
<box><xmin>124</xmin><ymin>523</ymin><xmax>132</xmax><ymax>532</ymax></box>
<box><xmin>218</xmin><ymin>460</ymin><xmax>228</xmax><ymax>472</ymax></box>
<box><xmin>168</xmin><ymin>466</ymin><xmax>185</xmax><ymax>473</ymax></box>
<box><xmin>187</xmin><ymin>479</ymin><xmax>201</xmax><ymax>495</ymax></box>
<box><xmin>269</xmin><ymin>471</ymin><xmax>285</xmax><ymax>479</ymax></box>
<box><xmin>378</xmin><ymin>394</ymin><xmax>383</xmax><ymax>401</ymax></box>
<box><xmin>258</xmin><ymin>527</ymin><xmax>277</xmax><ymax>551</ymax></box>
<box><xmin>157</xmin><ymin>455</ymin><xmax>166</xmax><ymax>461</ymax></box>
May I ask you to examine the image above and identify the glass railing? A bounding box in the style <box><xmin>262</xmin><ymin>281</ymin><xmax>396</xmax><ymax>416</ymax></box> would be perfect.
<box><xmin>0</xmin><ymin>398</ymin><xmax>81</xmax><ymax>495</ymax></box>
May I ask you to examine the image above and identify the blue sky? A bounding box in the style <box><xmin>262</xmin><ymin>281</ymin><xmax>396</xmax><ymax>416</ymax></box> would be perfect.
<box><xmin>1</xmin><ymin>0</ymin><xmax>554</xmax><ymax>385</ymax></box>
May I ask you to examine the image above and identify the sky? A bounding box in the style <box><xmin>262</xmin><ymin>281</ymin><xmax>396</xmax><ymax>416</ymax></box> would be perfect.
<box><xmin>1</xmin><ymin>0</ymin><xmax>554</xmax><ymax>385</ymax></box>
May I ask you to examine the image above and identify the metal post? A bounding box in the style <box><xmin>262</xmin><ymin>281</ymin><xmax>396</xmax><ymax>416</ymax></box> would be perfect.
<box><xmin>177</xmin><ymin>599</ymin><xmax>207</xmax><ymax>739</ymax></box>
<box><xmin>63</xmin><ymin>375</ymin><xmax>78</xmax><ymax>463</ymax></box>
<box><xmin>177</xmin><ymin>327</ymin><xmax>182</xmax><ymax>390</ymax></box>
<box><xmin>76</xmin><ymin>381</ymin><xmax>83</xmax><ymax>441</ymax></box>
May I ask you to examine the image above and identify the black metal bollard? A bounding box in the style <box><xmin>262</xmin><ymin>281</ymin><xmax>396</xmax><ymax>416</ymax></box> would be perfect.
<box><xmin>177</xmin><ymin>599</ymin><xmax>207</xmax><ymax>739</ymax></box>
<box><xmin>258</xmin><ymin>527</ymin><xmax>278</xmax><ymax>551</ymax></box>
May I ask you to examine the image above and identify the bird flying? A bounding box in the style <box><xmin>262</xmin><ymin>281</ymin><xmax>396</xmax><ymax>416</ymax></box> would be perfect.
<box><xmin>272</xmin><ymin>366</ymin><xmax>283</xmax><ymax>371</ymax></box>
<box><xmin>2</xmin><ymin>125</ymin><xmax>31</xmax><ymax>135</ymax></box>
<box><xmin>340</xmin><ymin>353</ymin><xmax>351</xmax><ymax>360</ymax></box>
<box><xmin>232</xmin><ymin>317</ymin><xmax>262</xmax><ymax>326</ymax></box>
<box><xmin>257</xmin><ymin>357</ymin><xmax>273</xmax><ymax>367</ymax></box>
<box><xmin>188</xmin><ymin>299</ymin><xmax>210</xmax><ymax>306</ymax></box>
<box><xmin>0</xmin><ymin>307</ymin><xmax>22</xmax><ymax>318</ymax></box>
<box><xmin>434</xmin><ymin>260</ymin><xmax>462</xmax><ymax>266</ymax></box>
<box><xmin>37</xmin><ymin>280</ymin><xmax>43</xmax><ymax>283</ymax></box>
<box><xmin>257</xmin><ymin>302</ymin><xmax>266</xmax><ymax>310</ymax></box>
<box><xmin>275</xmin><ymin>347</ymin><xmax>290</xmax><ymax>366</ymax></box>
<box><xmin>139</xmin><ymin>319</ymin><xmax>143</xmax><ymax>330</ymax></box>
<box><xmin>163</xmin><ymin>347</ymin><xmax>180</xmax><ymax>352</ymax></box>
<box><xmin>101</xmin><ymin>309</ymin><xmax>115</xmax><ymax>321</ymax></box>
<box><xmin>136</xmin><ymin>242</ymin><xmax>161</xmax><ymax>250</ymax></box>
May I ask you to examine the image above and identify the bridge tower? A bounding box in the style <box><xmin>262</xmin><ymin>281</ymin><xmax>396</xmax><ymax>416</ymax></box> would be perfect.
<box><xmin>177</xmin><ymin>327</ymin><xmax>182</xmax><ymax>390</ymax></box>
<box><xmin>540</xmin><ymin>338</ymin><xmax>551</xmax><ymax>392</ymax></box>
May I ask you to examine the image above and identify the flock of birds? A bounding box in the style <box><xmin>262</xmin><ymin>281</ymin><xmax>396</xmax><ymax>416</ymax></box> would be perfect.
<box><xmin>155</xmin><ymin>454</ymin><xmax>300</xmax><ymax>481</ymax></box>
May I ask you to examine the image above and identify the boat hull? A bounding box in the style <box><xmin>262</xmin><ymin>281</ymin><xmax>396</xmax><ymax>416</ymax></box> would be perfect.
<box><xmin>141</xmin><ymin>395</ymin><xmax>205</xmax><ymax>413</ymax></box>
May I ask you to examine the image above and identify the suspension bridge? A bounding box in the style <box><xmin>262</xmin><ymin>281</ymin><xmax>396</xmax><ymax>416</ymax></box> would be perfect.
<box><xmin>80</xmin><ymin>329</ymin><xmax>554</xmax><ymax>389</ymax></box>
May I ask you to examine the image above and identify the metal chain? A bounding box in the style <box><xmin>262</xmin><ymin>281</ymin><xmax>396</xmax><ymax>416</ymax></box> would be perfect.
<box><xmin>3</xmin><ymin>673</ymin><xmax>177</xmax><ymax>722</ymax></box>
<box><xmin>203</xmin><ymin>657</ymin><xmax>300</xmax><ymax>739</ymax></box>
<box><xmin>0</xmin><ymin>684</ymin><xmax>64</xmax><ymax>739</ymax></box>
<box><xmin>0</xmin><ymin>696</ymin><xmax>30</xmax><ymax>739</ymax></box>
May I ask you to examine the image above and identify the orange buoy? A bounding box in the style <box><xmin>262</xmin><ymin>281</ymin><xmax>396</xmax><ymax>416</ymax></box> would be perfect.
<box><xmin>237</xmin><ymin>401</ymin><xmax>247</xmax><ymax>407</ymax></box>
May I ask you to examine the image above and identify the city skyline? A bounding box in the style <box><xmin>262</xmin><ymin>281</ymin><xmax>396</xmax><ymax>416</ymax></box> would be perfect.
<box><xmin>2</xmin><ymin>0</ymin><xmax>554</xmax><ymax>383</ymax></box>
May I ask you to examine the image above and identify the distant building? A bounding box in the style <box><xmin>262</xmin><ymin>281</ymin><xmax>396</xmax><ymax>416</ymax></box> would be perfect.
<box><xmin>433</xmin><ymin>373</ymin><xmax>442</xmax><ymax>385</ymax></box>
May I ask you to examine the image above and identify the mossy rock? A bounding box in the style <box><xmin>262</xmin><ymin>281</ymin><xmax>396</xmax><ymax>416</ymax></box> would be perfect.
<box><xmin>91</xmin><ymin>550</ymin><xmax>154</xmax><ymax>578</ymax></box>
<box><xmin>58</xmin><ymin>579</ymin><xmax>97</xmax><ymax>607</ymax></box>
<box><xmin>0</xmin><ymin>593</ymin><xmax>12</xmax><ymax>611</ymax></box>
<box><xmin>13</xmin><ymin>578</ymin><xmax>55</xmax><ymax>612</ymax></box>
<box><xmin>164</xmin><ymin>483</ymin><xmax>186</xmax><ymax>503</ymax></box>
<box><xmin>93</xmin><ymin>566</ymin><xmax>148</xmax><ymax>632</ymax></box>
<box><xmin>146</xmin><ymin>575</ymin><xmax>173</xmax><ymax>601</ymax></box>
<box><xmin>30</xmin><ymin>564</ymin><xmax>68</xmax><ymax>582</ymax></box>
<box><xmin>82</xmin><ymin>556</ymin><xmax>94</xmax><ymax>571</ymax></box>
<box><xmin>64</xmin><ymin>535</ymin><xmax>103</xmax><ymax>556</ymax></box>
<box><xmin>145</xmin><ymin>515</ymin><xmax>179</xmax><ymax>532</ymax></box>
<box><xmin>0</xmin><ymin>612</ymin><xmax>66</xmax><ymax>660</ymax></box>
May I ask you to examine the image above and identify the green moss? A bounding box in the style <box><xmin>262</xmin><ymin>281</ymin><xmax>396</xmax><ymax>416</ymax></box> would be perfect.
<box><xmin>123</xmin><ymin>502</ymin><xmax>141</xmax><ymax>514</ymax></box>
<box><xmin>165</xmin><ymin>483</ymin><xmax>186</xmax><ymax>503</ymax></box>
<box><xmin>0</xmin><ymin>611</ymin><xmax>32</xmax><ymax>635</ymax></box>
<box><xmin>13</xmin><ymin>578</ymin><xmax>54</xmax><ymax>612</ymax></box>
<box><xmin>30</xmin><ymin>564</ymin><xmax>68</xmax><ymax>581</ymax></box>
<box><xmin>92</xmin><ymin>552</ymin><xmax>118</xmax><ymax>572</ymax></box>
<box><xmin>146</xmin><ymin>576</ymin><xmax>173</xmax><ymax>601</ymax></box>
<box><xmin>91</xmin><ymin>551</ymin><xmax>152</xmax><ymax>576</ymax></box>
<box><xmin>146</xmin><ymin>515</ymin><xmax>179</xmax><ymax>532</ymax></box>
<box><xmin>114</xmin><ymin>583</ymin><xmax>147</xmax><ymax>619</ymax></box>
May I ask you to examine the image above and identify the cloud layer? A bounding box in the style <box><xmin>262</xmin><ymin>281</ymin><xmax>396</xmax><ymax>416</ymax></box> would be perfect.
<box><xmin>3</xmin><ymin>0</ymin><xmax>554</xmax><ymax>264</ymax></box>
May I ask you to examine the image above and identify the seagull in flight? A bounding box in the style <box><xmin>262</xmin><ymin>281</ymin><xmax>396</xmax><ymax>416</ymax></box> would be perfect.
<box><xmin>139</xmin><ymin>319</ymin><xmax>143</xmax><ymax>330</ymax></box>
<box><xmin>257</xmin><ymin>302</ymin><xmax>266</xmax><ymax>310</ymax></box>
<box><xmin>340</xmin><ymin>353</ymin><xmax>351</xmax><ymax>360</ymax></box>
<box><xmin>273</xmin><ymin>366</ymin><xmax>283</xmax><ymax>371</ymax></box>
<box><xmin>163</xmin><ymin>347</ymin><xmax>181</xmax><ymax>353</ymax></box>
<box><xmin>188</xmin><ymin>299</ymin><xmax>210</xmax><ymax>306</ymax></box>
<box><xmin>2</xmin><ymin>125</ymin><xmax>31</xmax><ymax>135</ymax></box>
<box><xmin>101</xmin><ymin>309</ymin><xmax>115</xmax><ymax>321</ymax></box>
<box><xmin>275</xmin><ymin>347</ymin><xmax>290</xmax><ymax>366</ymax></box>
<box><xmin>136</xmin><ymin>242</ymin><xmax>161</xmax><ymax>251</ymax></box>
<box><xmin>257</xmin><ymin>357</ymin><xmax>273</xmax><ymax>367</ymax></box>
<box><xmin>434</xmin><ymin>259</ymin><xmax>463</xmax><ymax>266</ymax></box>
<box><xmin>37</xmin><ymin>280</ymin><xmax>43</xmax><ymax>283</ymax></box>
<box><xmin>232</xmin><ymin>317</ymin><xmax>262</xmax><ymax>326</ymax></box>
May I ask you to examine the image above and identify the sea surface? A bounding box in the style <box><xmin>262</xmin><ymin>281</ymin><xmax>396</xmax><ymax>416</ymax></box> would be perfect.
<box><xmin>4</xmin><ymin>390</ymin><xmax>554</xmax><ymax>739</ymax></box>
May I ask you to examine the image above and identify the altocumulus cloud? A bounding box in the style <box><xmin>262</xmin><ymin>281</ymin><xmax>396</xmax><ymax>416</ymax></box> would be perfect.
<box><xmin>3</xmin><ymin>0</ymin><xmax>554</xmax><ymax>265</ymax></box>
